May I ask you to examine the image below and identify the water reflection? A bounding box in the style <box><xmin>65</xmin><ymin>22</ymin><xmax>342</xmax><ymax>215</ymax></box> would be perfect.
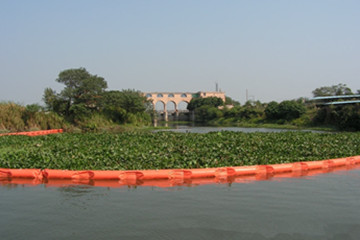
<box><xmin>153</xmin><ymin>123</ymin><xmax>326</xmax><ymax>134</ymax></box>
<box><xmin>57</xmin><ymin>185</ymin><xmax>94</xmax><ymax>197</ymax></box>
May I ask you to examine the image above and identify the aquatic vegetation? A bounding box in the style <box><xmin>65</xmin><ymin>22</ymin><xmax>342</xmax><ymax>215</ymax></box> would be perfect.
<box><xmin>0</xmin><ymin>131</ymin><xmax>359</xmax><ymax>170</ymax></box>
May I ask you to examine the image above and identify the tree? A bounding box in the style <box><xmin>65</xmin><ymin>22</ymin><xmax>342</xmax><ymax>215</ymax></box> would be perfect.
<box><xmin>102</xmin><ymin>90</ymin><xmax>150</xmax><ymax>114</ymax></box>
<box><xmin>265</xmin><ymin>100</ymin><xmax>306</xmax><ymax>121</ymax></box>
<box><xmin>101</xmin><ymin>90</ymin><xmax>151</xmax><ymax>123</ymax></box>
<box><xmin>265</xmin><ymin>101</ymin><xmax>280</xmax><ymax>119</ymax></box>
<box><xmin>277</xmin><ymin>100</ymin><xmax>306</xmax><ymax>120</ymax></box>
<box><xmin>225</xmin><ymin>96</ymin><xmax>240</xmax><ymax>106</ymax></box>
<box><xmin>312</xmin><ymin>83</ymin><xmax>353</xmax><ymax>97</ymax></box>
<box><xmin>187</xmin><ymin>97</ymin><xmax>224</xmax><ymax>111</ymax></box>
<box><xmin>314</xmin><ymin>104</ymin><xmax>360</xmax><ymax>130</ymax></box>
<box><xmin>194</xmin><ymin>106</ymin><xmax>223</xmax><ymax>122</ymax></box>
<box><xmin>43</xmin><ymin>68</ymin><xmax>107</xmax><ymax>119</ymax></box>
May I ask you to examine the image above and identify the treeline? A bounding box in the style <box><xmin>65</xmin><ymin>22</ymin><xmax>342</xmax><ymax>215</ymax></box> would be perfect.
<box><xmin>187</xmin><ymin>97</ymin><xmax>310</xmax><ymax>126</ymax></box>
<box><xmin>188</xmin><ymin>83</ymin><xmax>360</xmax><ymax>131</ymax></box>
<box><xmin>1</xmin><ymin>68</ymin><xmax>152</xmax><ymax>133</ymax></box>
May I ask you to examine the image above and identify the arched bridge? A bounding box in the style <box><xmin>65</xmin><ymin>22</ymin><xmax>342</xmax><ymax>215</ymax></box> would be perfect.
<box><xmin>144</xmin><ymin>91</ymin><xmax>225</xmax><ymax>121</ymax></box>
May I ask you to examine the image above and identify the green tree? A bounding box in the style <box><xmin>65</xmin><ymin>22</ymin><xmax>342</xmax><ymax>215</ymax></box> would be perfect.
<box><xmin>314</xmin><ymin>104</ymin><xmax>360</xmax><ymax>130</ymax></box>
<box><xmin>265</xmin><ymin>100</ymin><xmax>306</xmax><ymax>121</ymax></box>
<box><xmin>312</xmin><ymin>83</ymin><xmax>353</xmax><ymax>97</ymax></box>
<box><xmin>225</xmin><ymin>96</ymin><xmax>240</xmax><ymax>106</ymax></box>
<box><xmin>102</xmin><ymin>90</ymin><xmax>150</xmax><ymax>114</ymax></box>
<box><xmin>43</xmin><ymin>68</ymin><xmax>107</xmax><ymax>119</ymax></box>
<box><xmin>264</xmin><ymin>101</ymin><xmax>280</xmax><ymax>120</ymax></box>
<box><xmin>101</xmin><ymin>89</ymin><xmax>151</xmax><ymax>123</ymax></box>
<box><xmin>277</xmin><ymin>100</ymin><xmax>306</xmax><ymax>120</ymax></box>
<box><xmin>187</xmin><ymin>97</ymin><xmax>224</xmax><ymax>111</ymax></box>
<box><xmin>194</xmin><ymin>105</ymin><xmax>223</xmax><ymax>122</ymax></box>
<box><xmin>240</xmin><ymin>101</ymin><xmax>265</xmax><ymax>119</ymax></box>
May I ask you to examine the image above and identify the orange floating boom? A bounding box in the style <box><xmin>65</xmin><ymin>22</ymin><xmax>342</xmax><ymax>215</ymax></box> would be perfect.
<box><xmin>1</xmin><ymin>156</ymin><xmax>360</xmax><ymax>188</ymax></box>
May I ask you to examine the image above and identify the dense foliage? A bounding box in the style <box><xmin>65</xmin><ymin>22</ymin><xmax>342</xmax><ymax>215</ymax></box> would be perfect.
<box><xmin>42</xmin><ymin>68</ymin><xmax>151</xmax><ymax>129</ymax></box>
<box><xmin>313</xmin><ymin>104</ymin><xmax>360</xmax><ymax>131</ymax></box>
<box><xmin>0</xmin><ymin>102</ymin><xmax>65</xmax><ymax>132</ymax></box>
<box><xmin>310</xmin><ymin>83</ymin><xmax>360</xmax><ymax>130</ymax></box>
<box><xmin>224</xmin><ymin>101</ymin><xmax>265</xmax><ymax>121</ymax></box>
<box><xmin>265</xmin><ymin>100</ymin><xmax>306</xmax><ymax>121</ymax></box>
<box><xmin>102</xmin><ymin>90</ymin><xmax>152</xmax><ymax>124</ymax></box>
<box><xmin>312</xmin><ymin>83</ymin><xmax>353</xmax><ymax>97</ymax></box>
<box><xmin>187</xmin><ymin>97</ymin><xmax>224</xmax><ymax>111</ymax></box>
<box><xmin>1</xmin><ymin>131</ymin><xmax>359</xmax><ymax>170</ymax></box>
<box><xmin>43</xmin><ymin>68</ymin><xmax>107</xmax><ymax>119</ymax></box>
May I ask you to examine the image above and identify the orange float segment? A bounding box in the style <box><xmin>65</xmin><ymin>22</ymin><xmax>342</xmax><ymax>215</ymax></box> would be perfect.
<box><xmin>71</xmin><ymin>171</ymin><xmax>95</xmax><ymax>179</ymax></box>
<box><xmin>346</xmin><ymin>157</ymin><xmax>357</xmax><ymax>165</ymax></box>
<box><xmin>348</xmin><ymin>156</ymin><xmax>360</xmax><ymax>164</ymax></box>
<box><xmin>331</xmin><ymin>158</ymin><xmax>348</xmax><ymax>167</ymax></box>
<box><xmin>0</xmin><ymin>169</ymin><xmax>12</xmax><ymax>178</ymax></box>
<box><xmin>118</xmin><ymin>171</ymin><xmax>144</xmax><ymax>181</ymax></box>
<box><xmin>291</xmin><ymin>162</ymin><xmax>309</xmax><ymax>172</ymax></box>
<box><xmin>256</xmin><ymin>165</ymin><xmax>274</xmax><ymax>175</ymax></box>
<box><xmin>233</xmin><ymin>165</ymin><xmax>257</xmax><ymax>176</ymax></box>
<box><xmin>168</xmin><ymin>169</ymin><xmax>192</xmax><ymax>179</ymax></box>
<box><xmin>42</xmin><ymin>169</ymin><xmax>76</xmax><ymax>179</ymax></box>
<box><xmin>323</xmin><ymin>160</ymin><xmax>335</xmax><ymax>169</ymax></box>
<box><xmin>215</xmin><ymin>167</ymin><xmax>236</xmax><ymax>179</ymax></box>
<box><xmin>142</xmin><ymin>169</ymin><xmax>171</xmax><ymax>180</ymax></box>
<box><xmin>91</xmin><ymin>170</ymin><xmax>123</xmax><ymax>180</ymax></box>
<box><xmin>43</xmin><ymin>169</ymin><xmax>122</xmax><ymax>180</ymax></box>
<box><xmin>0</xmin><ymin>168</ymin><xmax>42</xmax><ymax>179</ymax></box>
<box><xmin>269</xmin><ymin>163</ymin><xmax>293</xmax><ymax>173</ymax></box>
<box><xmin>191</xmin><ymin>168</ymin><xmax>217</xmax><ymax>178</ymax></box>
<box><xmin>305</xmin><ymin>160</ymin><xmax>325</xmax><ymax>170</ymax></box>
<box><xmin>0</xmin><ymin>129</ymin><xmax>63</xmax><ymax>137</ymax></box>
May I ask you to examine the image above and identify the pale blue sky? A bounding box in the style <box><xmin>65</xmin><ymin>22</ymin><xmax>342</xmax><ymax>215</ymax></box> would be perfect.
<box><xmin>1</xmin><ymin>0</ymin><xmax>359</xmax><ymax>105</ymax></box>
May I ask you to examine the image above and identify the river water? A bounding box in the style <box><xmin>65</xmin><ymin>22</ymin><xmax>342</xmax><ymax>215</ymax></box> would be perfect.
<box><xmin>153</xmin><ymin>124</ymin><xmax>326</xmax><ymax>134</ymax></box>
<box><xmin>1</xmin><ymin>167</ymin><xmax>360</xmax><ymax>240</ymax></box>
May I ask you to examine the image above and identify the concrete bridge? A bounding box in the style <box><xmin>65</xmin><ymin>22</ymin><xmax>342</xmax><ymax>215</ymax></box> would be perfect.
<box><xmin>144</xmin><ymin>91</ymin><xmax>225</xmax><ymax>121</ymax></box>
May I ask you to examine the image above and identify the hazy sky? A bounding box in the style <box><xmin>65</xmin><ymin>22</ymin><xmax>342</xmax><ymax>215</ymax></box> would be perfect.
<box><xmin>1</xmin><ymin>0</ymin><xmax>359</xmax><ymax>105</ymax></box>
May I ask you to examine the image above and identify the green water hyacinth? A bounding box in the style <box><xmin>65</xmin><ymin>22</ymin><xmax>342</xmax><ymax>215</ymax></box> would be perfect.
<box><xmin>0</xmin><ymin>131</ymin><xmax>360</xmax><ymax>170</ymax></box>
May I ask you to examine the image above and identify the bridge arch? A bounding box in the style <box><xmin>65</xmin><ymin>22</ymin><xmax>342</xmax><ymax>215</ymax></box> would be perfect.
<box><xmin>178</xmin><ymin>101</ymin><xmax>189</xmax><ymax>111</ymax></box>
<box><xmin>154</xmin><ymin>100</ymin><xmax>166</xmax><ymax>112</ymax></box>
<box><xmin>166</xmin><ymin>101</ymin><xmax>177</xmax><ymax>112</ymax></box>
